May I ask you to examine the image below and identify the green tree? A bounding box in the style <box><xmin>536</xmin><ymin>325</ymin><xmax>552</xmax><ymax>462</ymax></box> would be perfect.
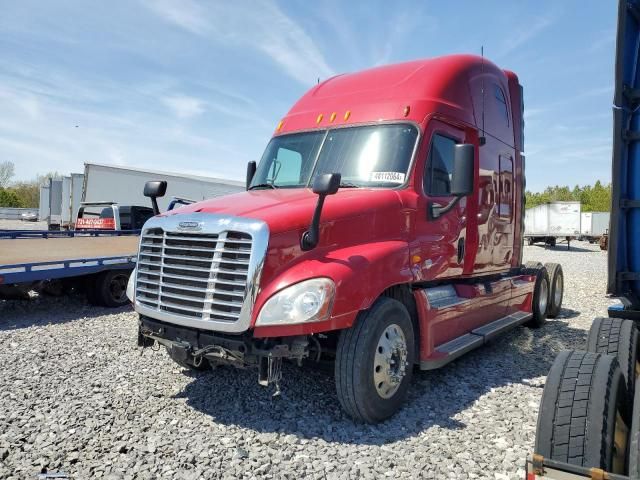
<box><xmin>0</xmin><ymin>188</ymin><xmax>23</xmax><ymax>207</ymax></box>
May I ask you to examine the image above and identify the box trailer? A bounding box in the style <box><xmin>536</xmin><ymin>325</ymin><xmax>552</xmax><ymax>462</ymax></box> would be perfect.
<box><xmin>38</xmin><ymin>184</ymin><xmax>50</xmax><ymax>222</ymax></box>
<box><xmin>524</xmin><ymin>201</ymin><xmax>581</xmax><ymax>248</ymax></box>
<box><xmin>580</xmin><ymin>211</ymin><xmax>610</xmax><ymax>243</ymax></box>
<box><xmin>48</xmin><ymin>178</ymin><xmax>63</xmax><ymax>230</ymax></box>
<box><xmin>59</xmin><ymin>173</ymin><xmax>85</xmax><ymax>228</ymax></box>
<box><xmin>82</xmin><ymin>163</ymin><xmax>244</xmax><ymax>212</ymax></box>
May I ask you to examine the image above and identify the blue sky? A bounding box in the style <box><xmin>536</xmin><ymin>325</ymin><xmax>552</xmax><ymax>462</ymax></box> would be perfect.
<box><xmin>0</xmin><ymin>1</ymin><xmax>616</xmax><ymax>192</ymax></box>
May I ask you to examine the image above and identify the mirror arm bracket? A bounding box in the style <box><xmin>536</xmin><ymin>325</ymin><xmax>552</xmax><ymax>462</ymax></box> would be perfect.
<box><xmin>301</xmin><ymin>195</ymin><xmax>326</xmax><ymax>251</ymax></box>
<box><xmin>428</xmin><ymin>197</ymin><xmax>461</xmax><ymax>220</ymax></box>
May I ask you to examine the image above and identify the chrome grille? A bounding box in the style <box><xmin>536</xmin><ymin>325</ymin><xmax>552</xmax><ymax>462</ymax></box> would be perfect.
<box><xmin>136</xmin><ymin>228</ymin><xmax>252</xmax><ymax>323</ymax></box>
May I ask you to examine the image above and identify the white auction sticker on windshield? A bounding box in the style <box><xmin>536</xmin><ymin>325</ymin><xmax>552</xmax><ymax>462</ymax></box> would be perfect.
<box><xmin>370</xmin><ymin>171</ymin><xmax>406</xmax><ymax>184</ymax></box>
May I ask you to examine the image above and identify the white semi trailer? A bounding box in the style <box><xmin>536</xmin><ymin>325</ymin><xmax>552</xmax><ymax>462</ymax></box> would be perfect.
<box><xmin>580</xmin><ymin>211</ymin><xmax>610</xmax><ymax>243</ymax></box>
<box><xmin>524</xmin><ymin>201</ymin><xmax>582</xmax><ymax>249</ymax></box>
<box><xmin>40</xmin><ymin>164</ymin><xmax>244</xmax><ymax>229</ymax></box>
<box><xmin>82</xmin><ymin>163</ymin><xmax>244</xmax><ymax>212</ymax></box>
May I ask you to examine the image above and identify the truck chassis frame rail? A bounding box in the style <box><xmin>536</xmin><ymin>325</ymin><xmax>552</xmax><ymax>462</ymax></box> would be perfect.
<box><xmin>525</xmin><ymin>455</ymin><xmax>628</xmax><ymax>480</ymax></box>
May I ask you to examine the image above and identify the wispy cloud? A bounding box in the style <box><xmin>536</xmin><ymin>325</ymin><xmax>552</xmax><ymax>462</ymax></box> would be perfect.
<box><xmin>161</xmin><ymin>95</ymin><xmax>205</xmax><ymax>119</ymax></box>
<box><xmin>498</xmin><ymin>15</ymin><xmax>556</xmax><ymax>58</ymax></box>
<box><xmin>141</xmin><ymin>0</ymin><xmax>335</xmax><ymax>85</ymax></box>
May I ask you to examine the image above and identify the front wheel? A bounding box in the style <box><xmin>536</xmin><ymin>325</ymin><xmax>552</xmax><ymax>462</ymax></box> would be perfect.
<box><xmin>335</xmin><ymin>297</ymin><xmax>415</xmax><ymax>423</ymax></box>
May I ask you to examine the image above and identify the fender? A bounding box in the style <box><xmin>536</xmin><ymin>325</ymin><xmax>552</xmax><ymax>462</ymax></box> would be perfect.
<box><xmin>252</xmin><ymin>240</ymin><xmax>413</xmax><ymax>337</ymax></box>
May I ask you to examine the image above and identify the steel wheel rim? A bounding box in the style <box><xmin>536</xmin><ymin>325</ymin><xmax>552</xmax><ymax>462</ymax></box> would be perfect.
<box><xmin>553</xmin><ymin>272</ymin><xmax>563</xmax><ymax>307</ymax></box>
<box><xmin>110</xmin><ymin>274</ymin><xmax>128</xmax><ymax>302</ymax></box>
<box><xmin>538</xmin><ymin>278</ymin><xmax>549</xmax><ymax>314</ymax></box>
<box><xmin>373</xmin><ymin>323</ymin><xmax>408</xmax><ymax>399</ymax></box>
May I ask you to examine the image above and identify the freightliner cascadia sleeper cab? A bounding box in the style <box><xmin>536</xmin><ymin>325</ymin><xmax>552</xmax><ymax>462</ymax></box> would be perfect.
<box><xmin>129</xmin><ymin>55</ymin><xmax>562</xmax><ymax>423</ymax></box>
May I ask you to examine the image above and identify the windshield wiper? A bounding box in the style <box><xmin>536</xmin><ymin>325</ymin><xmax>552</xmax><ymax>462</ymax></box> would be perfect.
<box><xmin>248</xmin><ymin>183</ymin><xmax>278</xmax><ymax>190</ymax></box>
<box><xmin>339</xmin><ymin>181</ymin><xmax>360</xmax><ymax>188</ymax></box>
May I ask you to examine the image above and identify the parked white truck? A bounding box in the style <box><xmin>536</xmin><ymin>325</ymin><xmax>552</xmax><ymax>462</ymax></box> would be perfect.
<box><xmin>524</xmin><ymin>201</ymin><xmax>581</xmax><ymax>249</ymax></box>
<box><xmin>39</xmin><ymin>164</ymin><xmax>245</xmax><ymax>230</ymax></box>
<box><xmin>580</xmin><ymin>211</ymin><xmax>610</xmax><ymax>243</ymax></box>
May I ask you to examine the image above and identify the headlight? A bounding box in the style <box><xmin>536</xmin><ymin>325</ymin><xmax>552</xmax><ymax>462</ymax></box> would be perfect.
<box><xmin>256</xmin><ymin>278</ymin><xmax>335</xmax><ymax>326</ymax></box>
<box><xmin>126</xmin><ymin>268</ymin><xmax>136</xmax><ymax>302</ymax></box>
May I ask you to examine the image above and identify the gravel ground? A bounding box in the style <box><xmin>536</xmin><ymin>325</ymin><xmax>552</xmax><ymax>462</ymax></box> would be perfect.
<box><xmin>0</xmin><ymin>242</ymin><xmax>614</xmax><ymax>479</ymax></box>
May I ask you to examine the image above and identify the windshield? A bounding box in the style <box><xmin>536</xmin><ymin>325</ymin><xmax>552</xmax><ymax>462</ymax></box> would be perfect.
<box><xmin>251</xmin><ymin>123</ymin><xmax>418</xmax><ymax>189</ymax></box>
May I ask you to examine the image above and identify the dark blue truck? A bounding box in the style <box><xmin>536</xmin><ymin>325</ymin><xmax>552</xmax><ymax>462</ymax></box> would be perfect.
<box><xmin>527</xmin><ymin>1</ymin><xmax>640</xmax><ymax>478</ymax></box>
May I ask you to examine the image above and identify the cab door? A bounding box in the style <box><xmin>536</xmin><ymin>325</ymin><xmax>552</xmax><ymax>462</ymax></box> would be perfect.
<box><xmin>413</xmin><ymin>120</ymin><xmax>477</xmax><ymax>281</ymax></box>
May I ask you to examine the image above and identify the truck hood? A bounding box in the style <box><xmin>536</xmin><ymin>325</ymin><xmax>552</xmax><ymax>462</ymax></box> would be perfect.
<box><xmin>164</xmin><ymin>188</ymin><xmax>404</xmax><ymax>234</ymax></box>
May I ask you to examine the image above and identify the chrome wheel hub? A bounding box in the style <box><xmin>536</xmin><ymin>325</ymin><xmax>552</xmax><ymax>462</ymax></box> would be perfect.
<box><xmin>373</xmin><ymin>324</ymin><xmax>408</xmax><ymax>399</ymax></box>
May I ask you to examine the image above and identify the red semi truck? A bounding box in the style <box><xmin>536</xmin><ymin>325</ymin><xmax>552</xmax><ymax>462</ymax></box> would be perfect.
<box><xmin>130</xmin><ymin>54</ymin><xmax>563</xmax><ymax>422</ymax></box>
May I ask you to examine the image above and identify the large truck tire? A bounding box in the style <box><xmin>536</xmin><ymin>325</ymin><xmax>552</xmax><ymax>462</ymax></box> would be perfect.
<box><xmin>524</xmin><ymin>261</ymin><xmax>543</xmax><ymax>269</ymax></box>
<box><xmin>628</xmin><ymin>380</ymin><xmax>640</xmax><ymax>478</ymax></box>
<box><xmin>544</xmin><ymin>263</ymin><xmax>564</xmax><ymax>318</ymax></box>
<box><xmin>535</xmin><ymin>350</ymin><xmax>629</xmax><ymax>473</ymax></box>
<box><xmin>586</xmin><ymin>317</ymin><xmax>639</xmax><ymax>409</ymax></box>
<box><xmin>94</xmin><ymin>270</ymin><xmax>131</xmax><ymax>307</ymax></box>
<box><xmin>523</xmin><ymin>265</ymin><xmax>550</xmax><ymax>328</ymax></box>
<box><xmin>335</xmin><ymin>297</ymin><xmax>415</xmax><ymax>423</ymax></box>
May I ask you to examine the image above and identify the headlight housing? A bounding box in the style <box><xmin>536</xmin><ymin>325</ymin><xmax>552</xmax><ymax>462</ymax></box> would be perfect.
<box><xmin>256</xmin><ymin>278</ymin><xmax>335</xmax><ymax>326</ymax></box>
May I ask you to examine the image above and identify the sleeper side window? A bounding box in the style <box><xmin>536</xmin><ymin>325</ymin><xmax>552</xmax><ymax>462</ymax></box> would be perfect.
<box><xmin>424</xmin><ymin>134</ymin><xmax>456</xmax><ymax>196</ymax></box>
<box><xmin>494</xmin><ymin>84</ymin><xmax>509</xmax><ymax>126</ymax></box>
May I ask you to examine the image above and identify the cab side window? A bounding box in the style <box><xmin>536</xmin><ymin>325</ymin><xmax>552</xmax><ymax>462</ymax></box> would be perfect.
<box><xmin>424</xmin><ymin>134</ymin><xmax>456</xmax><ymax>196</ymax></box>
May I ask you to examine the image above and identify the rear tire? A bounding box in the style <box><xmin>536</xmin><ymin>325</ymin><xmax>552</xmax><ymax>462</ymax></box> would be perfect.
<box><xmin>544</xmin><ymin>263</ymin><xmax>564</xmax><ymax>318</ymax></box>
<box><xmin>535</xmin><ymin>350</ymin><xmax>629</xmax><ymax>473</ymax></box>
<box><xmin>94</xmin><ymin>270</ymin><xmax>131</xmax><ymax>307</ymax></box>
<box><xmin>586</xmin><ymin>317</ymin><xmax>639</xmax><ymax>410</ymax></box>
<box><xmin>335</xmin><ymin>297</ymin><xmax>415</xmax><ymax>423</ymax></box>
<box><xmin>523</xmin><ymin>265</ymin><xmax>550</xmax><ymax>328</ymax></box>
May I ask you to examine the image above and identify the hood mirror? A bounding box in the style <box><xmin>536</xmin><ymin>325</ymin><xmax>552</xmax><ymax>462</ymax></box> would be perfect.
<box><xmin>144</xmin><ymin>180</ymin><xmax>167</xmax><ymax>215</ymax></box>
<box><xmin>301</xmin><ymin>173</ymin><xmax>341</xmax><ymax>251</ymax></box>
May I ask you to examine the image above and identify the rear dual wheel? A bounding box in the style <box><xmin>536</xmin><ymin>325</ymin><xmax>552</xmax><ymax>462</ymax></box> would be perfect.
<box><xmin>535</xmin><ymin>350</ymin><xmax>629</xmax><ymax>473</ymax></box>
<box><xmin>587</xmin><ymin>317</ymin><xmax>640</xmax><ymax>412</ymax></box>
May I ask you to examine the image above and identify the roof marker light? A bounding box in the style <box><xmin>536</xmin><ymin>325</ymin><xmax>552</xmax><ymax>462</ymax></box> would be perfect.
<box><xmin>316</xmin><ymin>113</ymin><xmax>324</xmax><ymax>124</ymax></box>
<box><xmin>344</xmin><ymin>110</ymin><xmax>351</xmax><ymax>121</ymax></box>
<box><xmin>276</xmin><ymin>120</ymin><xmax>284</xmax><ymax>131</ymax></box>
<box><xmin>403</xmin><ymin>105</ymin><xmax>410</xmax><ymax>117</ymax></box>
<box><xmin>329</xmin><ymin>112</ymin><xmax>337</xmax><ymax>122</ymax></box>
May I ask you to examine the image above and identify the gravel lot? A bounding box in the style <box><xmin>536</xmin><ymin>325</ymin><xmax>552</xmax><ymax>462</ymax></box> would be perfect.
<box><xmin>0</xmin><ymin>242</ymin><xmax>614</xmax><ymax>479</ymax></box>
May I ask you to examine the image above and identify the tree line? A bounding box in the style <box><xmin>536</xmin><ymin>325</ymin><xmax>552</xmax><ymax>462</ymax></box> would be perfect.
<box><xmin>525</xmin><ymin>181</ymin><xmax>612</xmax><ymax>212</ymax></box>
<box><xmin>0</xmin><ymin>161</ymin><xmax>60</xmax><ymax>208</ymax></box>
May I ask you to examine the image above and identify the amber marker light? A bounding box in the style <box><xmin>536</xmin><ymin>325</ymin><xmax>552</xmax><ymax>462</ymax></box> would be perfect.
<box><xmin>276</xmin><ymin>120</ymin><xmax>284</xmax><ymax>131</ymax></box>
<box><xmin>329</xmin><ymin>112</ymin><xmax>337</xmax><ymax>122</ymax></box>
<box><xmin>403</xmin><ymin>105</ymin><xmax>411</xmax><ymax>117</ymax></box>
<box><xmin>316</xmin><ymin>113</ymin><xmax>324</xmax><ymax>124</ymax></box>
<box><xmin>344</xmin><ymin>110</ymin><xmax>351</xmax><ymax>121</ymax></box>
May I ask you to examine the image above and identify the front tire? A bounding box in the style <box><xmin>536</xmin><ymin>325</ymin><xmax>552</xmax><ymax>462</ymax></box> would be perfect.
<box><xmin>335</xmin><ymin>297</ymin><xmax>415</xmax><ymax>423</ymax></box>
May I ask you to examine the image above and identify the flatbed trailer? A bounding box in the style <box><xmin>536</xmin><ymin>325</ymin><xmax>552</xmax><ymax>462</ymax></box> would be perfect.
<box><xmin>0</xmin><ymin>230</ymin><xmax>139</xmax><ymax>307</ymax></box>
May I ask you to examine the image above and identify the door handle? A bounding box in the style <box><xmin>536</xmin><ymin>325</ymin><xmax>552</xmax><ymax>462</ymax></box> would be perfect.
<box><xmin>457</xmin><ymin>237</ymin><xmax>465</xmax><ymax>264</ymax></box>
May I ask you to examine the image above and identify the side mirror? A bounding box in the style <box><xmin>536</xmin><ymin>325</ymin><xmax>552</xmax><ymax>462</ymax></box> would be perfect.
<box><xmin>246</xmin><ymin>161</ymin><xmax>256</xmax><ymax>190</ymax></box>
<box><xmin>144</xmin><ymin>180</ymin><xmax>167</xmax><ymax>215</ymax></box>
<box><xmin>301</xmin><ymin>173</ymin><xmax>341</xmax><ymax>251</ymax></box>
<box><xmin>450</xmin><ymin>144</ymin><xmax>474</xmax><ymax>196</ymax></box>
<box><xmin>312</xmin><ymin>173</ymin><xmax>341</xmax><ymax>195</ymax></box>
<box><xmin>429</xmin><ymin>144</ymin><xmax>475</xmax><ymax>220</ymax></box>
<box><xmin>144</xmin><ymin>181</ymin><xmax>167</xmax><ymax>198</ymax></box>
